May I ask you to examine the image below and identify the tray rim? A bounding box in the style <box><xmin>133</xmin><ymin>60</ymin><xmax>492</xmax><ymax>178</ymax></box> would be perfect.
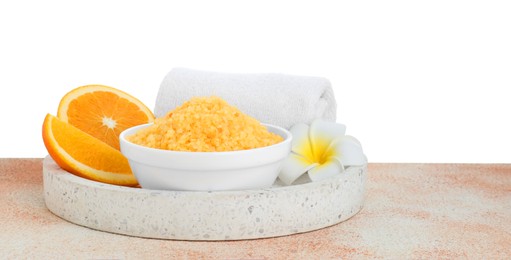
<box><xmin>42</xmin><ymin>155</ymin><xmax>366</xmax><ymax>194</ymax></box>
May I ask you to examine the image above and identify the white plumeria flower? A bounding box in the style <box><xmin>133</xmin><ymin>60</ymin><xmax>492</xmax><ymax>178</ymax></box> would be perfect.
<box><xmin>279</xmin><ymin>119</ymin><xmax>366</xmax><ymax>185</ymax></box>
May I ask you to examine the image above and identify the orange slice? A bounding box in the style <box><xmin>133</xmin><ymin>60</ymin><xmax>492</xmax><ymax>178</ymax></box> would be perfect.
<box><xmin>42</xmin><ymin>113</ymin><xmax>138</xmax><ymax>186</ymax></box>
<box><xmin>57</xmin><ymin>84</ymin><xmax>154</xmax><ymax>150</ymax></box>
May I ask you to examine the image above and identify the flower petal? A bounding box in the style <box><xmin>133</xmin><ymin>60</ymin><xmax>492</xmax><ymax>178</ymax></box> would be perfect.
<box><xmin>309</xmin><ymin>119</ymin><xmax>346</xmax><ymax>163</ymax></box>
<box><xmin>279</xmin><ymin>152</ymin><xmax>318</xmax><ymax>185</ymax></box>
<box><xmin>289</xmin><ymin>123</ymin><xmax>314</xmax><ymax>160</ymax></box>
<box><xmin>327</xmin><ymin>135</ymin><xmax>366</xmax><ymax>166</ymax></box>
<box><xmin>307</xmin><ymin>158</ymin><xmax>344</xmax><ymax>182</ymax></box>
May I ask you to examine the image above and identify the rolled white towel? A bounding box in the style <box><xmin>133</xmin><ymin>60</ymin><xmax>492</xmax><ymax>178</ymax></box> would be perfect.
<box><xmin>154</xmin><ymin>68</ymin><xmax>337</xmax><ymax>129</ymax></box>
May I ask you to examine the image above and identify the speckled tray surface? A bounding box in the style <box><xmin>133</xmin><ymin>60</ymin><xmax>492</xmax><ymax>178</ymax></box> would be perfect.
<box><xmin>42</xmin><ymin>156</ymin><xmax>367</xmax><ymax>240</ymax></box>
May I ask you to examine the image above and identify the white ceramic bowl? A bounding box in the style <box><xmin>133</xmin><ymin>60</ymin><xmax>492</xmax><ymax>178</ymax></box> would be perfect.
<box><xmin>119</xmin><ymin>123</ymin><xmax>292</xmax><ymax>191</ymax></box>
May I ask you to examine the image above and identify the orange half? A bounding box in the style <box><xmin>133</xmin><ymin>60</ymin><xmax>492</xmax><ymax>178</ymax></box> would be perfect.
<box><xmin>57</xmin><ymin>84</ymin><xmax>154</xmax><ymax>150</ymax></box>
<box><xmin>42</xmin><ymin>113</ymin><xmax>138</xmax><ymax>186</ymax></box>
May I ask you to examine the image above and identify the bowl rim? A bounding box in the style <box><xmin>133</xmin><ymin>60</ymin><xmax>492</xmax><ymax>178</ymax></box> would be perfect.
<box><xmin>119</xmin><ymin>122</ymin><xmax>292</xmax><ymax>155</ymax></box>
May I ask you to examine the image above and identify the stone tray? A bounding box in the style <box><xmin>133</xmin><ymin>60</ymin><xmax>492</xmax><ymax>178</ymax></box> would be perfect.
<box><xmin>42</xmin><ymin>156</ymin><xmax>367</xmax><ymax>241</ymax></box>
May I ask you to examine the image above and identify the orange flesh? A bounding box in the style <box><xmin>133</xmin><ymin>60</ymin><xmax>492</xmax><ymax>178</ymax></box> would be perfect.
<box><xmin>42</xmin><ymin>114</ymin><xmax>137</xmax><ymax>186</ymax></box>
<box><xmin>64</xmin><ymin>91</ymin><xmax>152</xmax><ymax>150</ymax></box>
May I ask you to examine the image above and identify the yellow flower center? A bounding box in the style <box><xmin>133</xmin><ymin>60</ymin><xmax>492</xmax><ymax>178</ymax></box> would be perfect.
<box><xmin>310</xmin><ymin>136</ymin><xmax>335</xmax><ymax>164</ymax></box>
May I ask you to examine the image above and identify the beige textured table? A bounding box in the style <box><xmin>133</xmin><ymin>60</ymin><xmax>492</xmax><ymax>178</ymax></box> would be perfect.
<box><xmin>1</xmin><ymin>158</ymin><xmax>510</xmax><ymax>259</ymax></box>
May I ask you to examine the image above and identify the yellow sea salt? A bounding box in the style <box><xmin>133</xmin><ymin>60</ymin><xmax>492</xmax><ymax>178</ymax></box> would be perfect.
<box><xmin>127</xmin><ymin>96</ymin><xmax>283</xmax><ymax>152</ymax></box>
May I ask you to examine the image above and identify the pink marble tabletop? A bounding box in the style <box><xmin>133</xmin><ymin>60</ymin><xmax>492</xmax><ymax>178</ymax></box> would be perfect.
<box><xmin>1</xmin><ymin>158</ymin><xmax>510</xmax><ymax>259</ymax></box>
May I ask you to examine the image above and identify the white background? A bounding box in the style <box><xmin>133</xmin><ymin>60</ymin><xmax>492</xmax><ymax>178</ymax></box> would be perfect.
<box><xmin>1</xmin><ymin>0</ymin><xmax>510</xmax><ymax>162</ymax></box>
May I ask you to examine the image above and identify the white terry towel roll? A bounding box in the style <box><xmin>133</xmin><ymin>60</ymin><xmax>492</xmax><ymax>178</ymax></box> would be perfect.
<box><xmin>154</xmin><ymin>68</ymin><xmax>337</xmax><ymax>129</ymax></box>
